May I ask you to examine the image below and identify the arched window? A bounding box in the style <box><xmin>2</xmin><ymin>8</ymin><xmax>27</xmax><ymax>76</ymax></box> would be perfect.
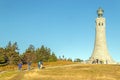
<box><xmin>99</xmin><ymin>23</ymin><xmax>100</xmax><ymax>26</ymax></box>
<box><xmin>102</xmin><ymin>23</ymin><xmax>103</xmax><ymax>26</ymax></box>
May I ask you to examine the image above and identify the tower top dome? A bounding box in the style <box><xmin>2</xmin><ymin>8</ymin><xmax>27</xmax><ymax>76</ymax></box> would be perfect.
<box><xmin>97</xmin><ymin>7</ymin><xmax>104</xmax><ymax>17</ymax></box>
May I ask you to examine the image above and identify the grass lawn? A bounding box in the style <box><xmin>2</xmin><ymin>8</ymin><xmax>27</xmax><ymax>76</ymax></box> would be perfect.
<box><xmin>0</xmin><ymin>63</ymin><xmax>120</xmax><ymax>80</ymax></box>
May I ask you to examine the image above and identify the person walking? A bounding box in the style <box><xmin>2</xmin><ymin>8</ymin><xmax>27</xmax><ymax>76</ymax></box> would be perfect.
<box><xmin>38</xmin><ymin>61</ymin><xmax>41</xmax><ymax>70</ymax></box>
<box><xmin>18</xmin><ymin>62</ymin><xmax>22</xmax><ymax>71</ymax></box>
<box><xmin>28</xmin><ymin>61</ymin><xmax>31</xmax><ymax>70</ymax></box>
<box><xmin>40</xmin><ymin>60</ymin><xmax>43</xmax><ymax>69</ymax></box>
<box><xmin>38</xmin><ymin>60</ymin><xmax>43</xmax><ymax>69</ymax></box>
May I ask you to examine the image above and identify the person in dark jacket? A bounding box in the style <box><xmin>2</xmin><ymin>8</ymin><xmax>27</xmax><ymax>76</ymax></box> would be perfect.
<box><xmin>18</xmin><ymin>62</ymin><xmax>22</xmax><ymax>71</ymax></box>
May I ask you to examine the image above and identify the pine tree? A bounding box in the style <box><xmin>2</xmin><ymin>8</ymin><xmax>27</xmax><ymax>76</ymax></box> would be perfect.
<box><xmin>5</xmin><ymin>41</ymin><xmax>20</xmax><ymax>65</ymax></box>
<box><xmin>22</xmin><ymin>44</ymin><xmax>36</xmax><ymax>64</ymax></box>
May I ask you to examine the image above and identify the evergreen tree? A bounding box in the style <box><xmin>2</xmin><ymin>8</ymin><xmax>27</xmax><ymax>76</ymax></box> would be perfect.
<box><xmin>35</xmin><ymin>45</ymin><xmax>57</xmax><ymax>62</ymax></box>
<box><xmin>5</xmin><ymin>41</ymin><xmax>20</xmax><ymax>65</ymax></box>
<box><xmin>48</xmin><ymin>52</ymin><xmax>57</xmax><ymax>62</ymax></box>
<box><xmin>74</xmin><ymin>58</ymin><xmax>83</xmax><ymax>62</ymax></box>
<box><xmin>0</xmin><ymin>42</ymin><xmax>58</xmax><ymax>65</ymax></box>
<box><xmin>67</xmin><ymin>58</ymin><xmax>72</xmax><ymax>62</ymax></box>
<box><xmin>22</xmin><ymin>44</ymin><xmax>36</xmax><ymax>64</ymax></box>
<box><xmin>36</xmin><ymin>45</ymin><xmax>49</xmax><ymax>62</ymax></box>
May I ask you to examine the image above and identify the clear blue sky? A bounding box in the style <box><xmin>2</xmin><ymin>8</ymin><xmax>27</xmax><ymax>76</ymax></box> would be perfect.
<box><xmin>0</xmin><ymin>0</ymin><xmax>120</xmax><ymax>62</ymax></box>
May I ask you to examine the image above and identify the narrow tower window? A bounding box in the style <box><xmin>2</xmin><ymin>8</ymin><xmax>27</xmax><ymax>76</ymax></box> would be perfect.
<box><xmin>99</xmin><ymin>23</ymin><xmax>100</xmax><ymax>26</ymax></box>
<box><xmin>102</xmin><ymin>23</ymin><xmax>103</xmax><ymax>26</ymax></box>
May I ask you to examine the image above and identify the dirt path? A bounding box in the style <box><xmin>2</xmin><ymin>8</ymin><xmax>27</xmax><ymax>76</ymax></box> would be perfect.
<box><xmin>0</xmin><ymin>71</ymin><xmax>7</xmax><ymax>74</ymax></box>
<box><xmin>8</xmin><ymin>71</ymin><xmax>25</xmax><ymax>80</ymax></box>
<box><xmin>9</xmin><ymin>63</ymin><xmax>82</xmax><ymax>80</ymax></box>
<box><xmin>46</xmin><ymin>63</ymin><xmax>81</xmax><ymax>69</ymax></box>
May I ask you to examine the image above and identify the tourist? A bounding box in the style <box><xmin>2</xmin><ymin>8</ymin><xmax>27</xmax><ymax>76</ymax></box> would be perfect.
<box><xmin>18</xmin><ymin>62</ymin><xmax>22</xmax><ymax>71</ymax></box>
<box><xmin>28</xmin><ymin>61</ymin><xmax>31</xmax><ymax>70</ymax></box>
<box><xmin>40</xmin><ymin>60</ymin><xmax>43</xmax><ymax>69</ymax></box>
<box><xmin>106</xmin><ymin>60</ymin><xmax>108</xmax><ymax>64</ymax></box>
<box><xmin>38</xmin><ymin>60</ymin><xmax>43</xmax><ymax>69</ymax></box>
<box><xmin>38</xmin><ymin>61</ymin><xmax>41</xmax><ymax>69</ymax></box>
<box><xmin>96</xmin><ymin>59</ymin><xmax>99</xmax><ymax>64</ymax></box>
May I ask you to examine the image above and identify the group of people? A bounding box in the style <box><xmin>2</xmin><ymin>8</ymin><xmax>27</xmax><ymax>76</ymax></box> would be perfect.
<box><xmin>18</xmin><ymin>60</ymin><xmax>43</xmax><ymax>71</ymax></box>
<box><xmin>92</xmin><ymin>59</ymin><xmax>108</xmax><ymax>64</ymax></box>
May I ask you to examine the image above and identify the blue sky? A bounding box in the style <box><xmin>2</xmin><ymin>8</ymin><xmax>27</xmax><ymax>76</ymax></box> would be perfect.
<box><xmin>0</xmin><ymin>0</ymin><xmax>120</xmax><ymax>62</ymax></box>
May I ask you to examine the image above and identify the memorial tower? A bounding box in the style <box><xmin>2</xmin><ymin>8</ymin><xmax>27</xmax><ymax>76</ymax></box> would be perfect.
<box><xmin>89</xmin><ymin>8</ymin><xmax>115</xmax><ymax>64</ymax></box>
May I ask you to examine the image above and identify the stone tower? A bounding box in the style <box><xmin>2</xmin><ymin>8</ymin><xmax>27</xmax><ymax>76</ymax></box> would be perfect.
<box><xmin>89</xmin><ymin>8</ymin><xmax>115</xmax><ymax>64</ymax></box>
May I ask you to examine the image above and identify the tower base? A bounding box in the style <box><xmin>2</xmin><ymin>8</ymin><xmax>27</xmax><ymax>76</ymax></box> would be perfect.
<box><xmin>87</xmin><ymin>57</ymin><xmax>116</xmax><ymax>64</ymax></box>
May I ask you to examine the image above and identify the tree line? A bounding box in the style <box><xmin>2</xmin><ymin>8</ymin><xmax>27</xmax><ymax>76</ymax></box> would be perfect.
<box><xmin>0</xmin><ymin>41</ymin><xmax>57</xmax><ymax>65</ymax></box>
